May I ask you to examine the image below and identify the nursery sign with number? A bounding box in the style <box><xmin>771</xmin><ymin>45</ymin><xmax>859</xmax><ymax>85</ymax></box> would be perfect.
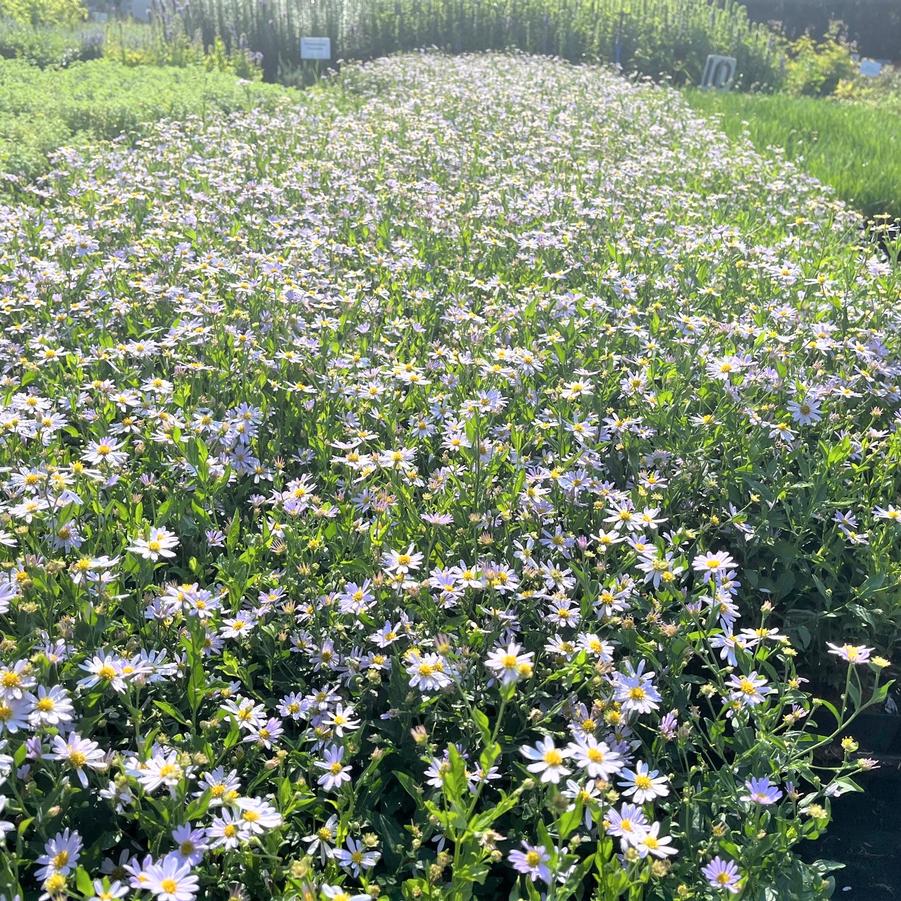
<box><xmin>701</xmin><ymin>53</ymin><xmax>737</xmax><ymax>89</ymax></box>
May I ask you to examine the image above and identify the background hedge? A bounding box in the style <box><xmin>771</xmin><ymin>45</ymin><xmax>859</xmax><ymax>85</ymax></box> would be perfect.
<box><xmin>743</xmin><ymin>0</ymin><xmax>901</xmax><ymax>61</ymax></box>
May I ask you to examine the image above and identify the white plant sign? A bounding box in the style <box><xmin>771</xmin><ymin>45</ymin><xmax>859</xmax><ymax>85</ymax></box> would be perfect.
<box><xmin>859</xmin><ymin>58</ymin><xmax>884</xmax><ymax>78</ymax></box>
<box><xmin>130</xmin><ymin>0</ymin><xmax>152</xmax><ymax>22</ymax></box>
<box><xmin>300</xmin><ymin>37</ymin><xmax>332</xmax><ymax>60</ymax></box>
<box><xmin>700</xmin><ymin>54</ymin><xmax>737</xmax><ymax>90</ymax></box>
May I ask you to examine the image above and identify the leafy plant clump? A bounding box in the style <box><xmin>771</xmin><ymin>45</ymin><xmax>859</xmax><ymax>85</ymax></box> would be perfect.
<box><xmin>102</xmin><ymin>20</ymin><xmax>262</xmax><ymax>78</ymax></box>
<box><xmin>0</xmin><ymin>57</ymin><xmax>292</xmax><ymax>189</ymax></box>
<box><xmin>0</xmin><ymin>0</ymin><xmax>84</xmax><ymax>27</ymax></box>
<box><xmin>0</xmin><ymin>17</ymin><xmax>102</xmax><ymax>66</ymax></box>
<box><xmin>783</xmin><ymin>24</ymin><xmax>857</xmax><ymax>97</ymax></box>
<box><xmin>834</xmin><ymin>63</ymin><xmax>901</xmax><ymax>116</ymax></box>
<box><xmin>0</xmin><ymin>17</ymin><xmax>261</xmax><ymax>74</ymax></box>
<box><xmin>0</xmin><ymin>53</ymin><xmax>898</xmax><ymax>901</ymax></box>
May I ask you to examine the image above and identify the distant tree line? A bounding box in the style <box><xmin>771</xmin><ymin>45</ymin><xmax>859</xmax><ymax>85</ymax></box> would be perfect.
<box><xmin>743</xmin><ymin>0</ymin><xmax>900</xmax><ymax>60</ymax></box>
<box><xmin>176</xmin><ymin>0</ymin><xmax>785</xmax><ymax>86</ymax></box>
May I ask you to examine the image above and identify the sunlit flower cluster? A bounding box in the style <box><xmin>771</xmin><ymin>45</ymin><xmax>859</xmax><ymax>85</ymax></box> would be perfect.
<box><xmin>0</xmin><ymin>52</ymin><xmax>896</xmax><ymax>900</ymax></box>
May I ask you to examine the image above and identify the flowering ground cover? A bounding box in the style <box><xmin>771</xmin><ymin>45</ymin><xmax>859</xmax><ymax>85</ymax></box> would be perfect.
<box><xmin>0</xmin><ymin>52</ymin><xmax>899</xmax><ymax>900</ymax></box>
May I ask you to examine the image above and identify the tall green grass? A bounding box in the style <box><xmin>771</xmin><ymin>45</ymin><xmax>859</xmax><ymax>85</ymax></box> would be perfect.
<box><xmin>685</xmin><ymin>88</ymin><xmax>901</xmax><ymax>220</ymax></box>
<box><xmin>175</xmin><ymin>0</ymin><xmax>782</xmax><ymax>86</ymax></box>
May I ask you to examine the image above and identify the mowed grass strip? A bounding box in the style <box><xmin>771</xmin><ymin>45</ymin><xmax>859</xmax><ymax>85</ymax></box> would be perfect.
<box><xmin>684</xmin><ymin>89</ymin><xmax>901</xmax><ymax>221</ymax></box>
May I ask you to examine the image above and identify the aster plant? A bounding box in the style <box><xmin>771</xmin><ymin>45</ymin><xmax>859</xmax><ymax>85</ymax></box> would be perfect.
<box><xmin>0</xmin><ymin>52</ymin><xmax>898</xmax><ymax>901</ymax></box>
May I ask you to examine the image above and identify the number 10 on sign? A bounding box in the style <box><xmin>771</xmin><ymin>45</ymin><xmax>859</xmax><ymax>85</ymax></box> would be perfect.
<box><xmin>700</xmin><ymin>55</ymin><xmax>737</xmax><ymax>90</ymax></box>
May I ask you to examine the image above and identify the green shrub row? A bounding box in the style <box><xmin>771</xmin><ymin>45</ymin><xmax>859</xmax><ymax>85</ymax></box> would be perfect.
<box><xmin>0</xmin><ymin>0</ymin><xmax>84</xmax><ymax>27</ymax></box>
<box><xmin>0</xmin><ymin>18</ymin><xmax>102</xmax><ymax>65</ymax></box>
<box><xmin>0</xmin><ymin>16</ymin><xmax>261</xmax><ymax>73</ymax></box>
<box><xmin>2</xmin><ymin>2</ymin><xmax>887</xmax><ymax>102</ymax></box>
<box><xmin>743</xmin><ymin>0</ymin><xmax>901</xmax><ymax>62</ymax></box>
<box><xmin>0</xmin><ymin>57</ymin><xmax>295</xmax><ymax>189</ymax></box>
<box><xmin>176</xmin><ymin>0</ymin><xmax>784</xmax><ymax>87</ymax></box>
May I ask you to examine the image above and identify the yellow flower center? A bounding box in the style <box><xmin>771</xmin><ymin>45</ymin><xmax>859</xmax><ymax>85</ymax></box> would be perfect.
<box><xmin>45</xmin><ymin>874</ymin><xmax>67</xmax><ymax>892</ymax></box>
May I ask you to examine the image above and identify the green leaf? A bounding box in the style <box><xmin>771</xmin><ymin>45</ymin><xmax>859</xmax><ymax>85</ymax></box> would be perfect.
<box><xmin>226</xmin><ymin>508</ymin><xmax>241</xmax><ymax>552</ymax></box>
<box><xmin>154</xmin><ymin>699</ymin><xmax>191</xmax><ymax>726</ymax></box>
<box><xmin>187</xmin><ymin>645</ymin><xmax>207</xmax><ymax>716</ymax></box>
<box><xmin>394</xmin><ymin>770</ymin><xmax>423</xmax><ymax>803</ymax></box>
<box><xmin>223</xmin><ymin>719</ymin><xmax>240</xmax><ymax>750</ymax></box>
<box><xmin>184</xmin><ymin>792</ymin><xmax>211</xmax><ymax>822</ymax></box>
<box><xmin>558</xmin><ymin>798</ymin><xmax>583</xmax><ymax>838</ymax></box>
<box><xmin>471</xmin><ymin>790</ymin><xmax>519</xmax><ymax>830</ymax></box>
<box><xmin>442</xmin><ymin>745</ymin><xmax>468</xmax><ymax>812</ymax></box>
<box><xmin>75</xmin><ymin>866</ymin><xmax>94</xmax><ymax>896</ymax></box>
<box><xmin>471</xmin><ymin>706</ymin><xmax>490</xmax><ymax>744</ymax></box>
<box><xmin>847</xmin><ymin>673</ymin><xmax>862</xmax><ymax>710</ymax></box>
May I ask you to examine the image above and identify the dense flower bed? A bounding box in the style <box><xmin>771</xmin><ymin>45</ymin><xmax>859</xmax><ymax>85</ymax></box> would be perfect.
<box><xmin>0</xmin><ymin>53</ymin><xmax>898</xmax><ymax>900</ymax></box>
